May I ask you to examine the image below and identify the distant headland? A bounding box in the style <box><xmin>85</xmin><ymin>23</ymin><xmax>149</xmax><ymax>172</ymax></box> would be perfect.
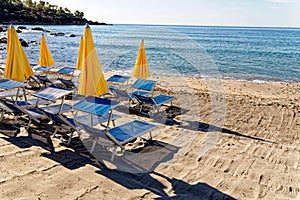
<box><xmin>0</xmin><ymin>0</ymin><xmax>111</xmax><ymax>25</ymax></box>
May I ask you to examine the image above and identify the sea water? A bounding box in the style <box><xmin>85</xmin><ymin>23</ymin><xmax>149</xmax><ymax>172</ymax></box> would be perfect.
<box><xmin>0</xmin><ymin>24</ymin><xmax>299</xmax><ymax>82</ymax></box>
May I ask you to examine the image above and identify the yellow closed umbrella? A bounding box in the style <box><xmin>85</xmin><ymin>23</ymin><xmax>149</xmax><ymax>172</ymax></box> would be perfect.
<box><xmin>38</xmin><ymin>34</ymin><xmax>54</xmax><ymax>67</ymax></box>
<box><xmin>132</xmin><ymin>39</ymin><xmax>150</xmax><ymax>79</ymax></box>
<box><xmin>78</xmin><ymin>24</ymin><xmax>107</xmax><ymax>96</ymax></box>
<box><xmin>5</xmin><ymin>25</ymin><xmax>34</xmax><ymax>82</ymax></box>
<box><xmin>75</xmin><ymin>37</ymin><xmax>83</xmax><ymax>70</ymax></box>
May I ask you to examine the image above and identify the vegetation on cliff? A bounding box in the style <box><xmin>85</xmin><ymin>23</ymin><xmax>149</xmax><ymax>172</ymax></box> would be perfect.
<box><xmin>0</xmin><ymin>0</ymin><xmax>108</xmax><ymax>25</ymax></box>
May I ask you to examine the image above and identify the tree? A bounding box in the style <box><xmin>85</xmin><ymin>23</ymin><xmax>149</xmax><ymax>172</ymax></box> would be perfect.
<box><xmin>56</xmin><ymin>9</ymin><xmax>62</xmax><ymax>15</ymax></box>
<box><xmin>24</xmin><ymin>0</ymin><xmax>34</xmax><ymax>8</ymax></box>
<box><xmin>36</xmin><ymin>0</ymin><xmax>46</xmax><ymax>11</ymax></box>
<box><xmin>74</xmin><ymin>10</ymin><xmax>84</xmax><ymax>19</ymax></box>
<box><xmin>64</xmin><ymin>7</ymin><xmax>71</xmax><ymax>14</ymax></box>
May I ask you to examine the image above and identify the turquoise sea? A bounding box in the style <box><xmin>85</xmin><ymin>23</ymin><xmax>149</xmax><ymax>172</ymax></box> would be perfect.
<box><xmin>0</xmin><ymin>24</ymin><xmax>299</xmax><ymax>82</ymax></box>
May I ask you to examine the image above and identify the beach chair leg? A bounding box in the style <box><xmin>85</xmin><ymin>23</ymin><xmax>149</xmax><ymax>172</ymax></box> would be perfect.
<box><xmin>73</xmin><ymin>90</ymin><xmax>77</xmax><ymax>97</ymax></box>
<box><xmin>25</xmin><ymin>119</ymin><xmax>32</xmax><ymax>130</ymax></box>
<box><xmin>10</xmin><ymin>115</ymin><xmax>19</xmax><ymax>129</ymax></box>
<box><xmin>67</xmin><ymin>131</ymin><xmax>75</xmax><ymax>146</ymax></box>
<box><xmin>90</xmin><ymin>139</ymin><xmax>97</xmax><ymax>153</ymax></box>
<box><xmin>52</xmin><ymin>127</ymin><xmax>59</xmax><ymax>138</ymax></box>
<box><xmin>139</xmin><ymin>104</ymin><xmax>144</xmax><ymax>113</ymax></box>
<box><xmin>0</xmin><ymin>111</ymin><xmax>4</xmax><ymax>121</ymax></box>
<box><xmin>149</xmin><ymin>131</ymin><xmax>152</xmax><ymax>140</ymax></box>
<box><xmin>12</xmin><ymin>115</ymin><xmax>20</xmax><ymax>128</ymax></box>
<box><xmin>76</xmin><ymin>129</ymin><xmax>82</xmax><ymax>139</ymax></box>
<box><xmin>111</xmin><ymin>148</ymin><xmax>117</xmax><ymax>162</ymax></box>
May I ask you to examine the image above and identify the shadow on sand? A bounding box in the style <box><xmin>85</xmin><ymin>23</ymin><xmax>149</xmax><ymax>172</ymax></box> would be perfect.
<box><xmin>0</xmin><ymin>119</ymin><xmax>55</xmax><ymax>151</ymax></box>
<box><xmin>116</xmin><ymin>104</ymin><xmax>275</xmax><ymax>144</ymax></box>
<box><xmin>0</xmin><ymin>115</ymin><xmax>236</xmax><ymax>199</ymax></box>
<box><xmin>95</xmin><ymin>168</ymin><xmax>235</xmax><ymax>199</ymax></box>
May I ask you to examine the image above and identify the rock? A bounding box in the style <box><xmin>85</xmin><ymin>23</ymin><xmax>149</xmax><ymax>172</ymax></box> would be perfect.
<box><xmin>16</xmin><ymin>29</ymin><xmax>22</xmax><ymax>33</ymax></box>
<box><xmin>49</xmin><ymin>32</ymin><xmax>65</xmax><ymax>36</ymax></box>
<box><xmin>19</xmin><ymin>38</ymin><xmax>28</xmax><ymax>47</ymax></box>
<box><xmin>0</xmin><ymin>25</ymin><xmax>8</xmax><ymax>32</ymax></box>
<box><xmin>32</xmin><ymin>27</ymin><xmax>44</xmax><ymax>31</ymax></box>
<box><xmin>17</xmin><ymin>26</ymin><xmax>27</xmax><ymax>30</ymax></box>
<box><xmin>0</xmin><ymin>37</ymin><xmax>27</xmax><ymax>46</ymax></box>
<box><xmin>0</xmin><ymin>37</ymin><xmax>7</xmax><ymax>44</ymax></box>
<box><xmin>56</xmin><ymin>32</ymin><xmax>65</xmax><ymax>36</ymax></box>
<box><xmin>69</xmin><ymin>34</ymin><xmax>76</xmax><ymax>37</ymax></box>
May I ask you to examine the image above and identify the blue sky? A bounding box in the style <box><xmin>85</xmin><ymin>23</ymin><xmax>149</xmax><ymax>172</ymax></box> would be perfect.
<box><xmin>46</xmin><ymin>0</ymin><xmax>300</xmax><ymax>27</ymax></box>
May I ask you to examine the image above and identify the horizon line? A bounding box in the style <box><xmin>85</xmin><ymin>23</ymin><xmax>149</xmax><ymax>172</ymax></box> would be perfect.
<box><xmin>108</xmin><ymin>23</ymin><xmax>300</xmax><ymax>29</ymax></box>
<box><xmin>5</xmin><ymin>22</ymin><xmax>300</xmax><ymax>29</ymax></box>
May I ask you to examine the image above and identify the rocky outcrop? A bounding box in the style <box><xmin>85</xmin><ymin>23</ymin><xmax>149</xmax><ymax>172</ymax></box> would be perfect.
<box><xmin>0</xmin><ymin>25</ymin><xmax>8</xmax><ymax>32</ymax></box>
<box><xmin>49</xmin><ymin>32</ymin><xmax>65</xmax><ymax>37</ymax></box>
<box><xmin>0</xmin><ymin>37</ymin><xmax>7</xmax><ymax>44</ymax></box>
<box><xmin>0</xmin><ymin>0</ymin><xmax>110</xmax><ymax>26</ymax></box>
<box><xmin>17</xmin><ymin>26</ymin><xmax>26</xmax><ymax>30</ymax></box>
<box><xmin>19</xmin><ymin>38</ymin><xmax>28</xmax><ymax>47</ymax></box>
<box><xmin>0</xmin><ymin>37</ymin><xmax>29</xmax><ymax>47</ymax></box>
<box><xmin>31</xmin><ymin>27</ymin><xmax>44</xmax><ymax>31</ymax></box>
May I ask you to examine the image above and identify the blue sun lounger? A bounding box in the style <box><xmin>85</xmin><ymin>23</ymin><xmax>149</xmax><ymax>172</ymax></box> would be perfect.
<box><xmin>132</xmin><ymin>79</ymin><xmax>156</xmax><ymax>91</ymax></box>
<box><xmin>0</xmin><ymin>91</ymin><xmax>25</xmax><ymax>100</ymax></box>
<box><xmin>131</xmin><ymin>78</ymin><xmax>157</xmax><ymax>97</ymax></box>
<box><xmin>0</xmin><ymin>99</ymin><xmax>47</xmax><ymax>129</ymax></box>
<box><xmin>109</xmin><ymin>87</ymin><xmax>136</xmax><ymax>107</ymax></box>
<box><xmin>134</xmin><ymin>93</ymin><xmax>174</xmax><ymax>115</ymax></box>
<box><xmin>57</xmin><ymin>67</ymin><xmax>76</xmax><ymax>76</ymax></box>
<box><xmin>32</xmin><ymin>85</ymin><xmax>74</xmax><ymax>144</ymax></box>
<box><xmin>0</xmin><ymin>79</ymin><xmax>27</xmax><ymax>102</ymax></box>
<box><xmin>73</xmin><ymin>96</ymin><xmax>158</xmax><ymax>159</ymax></box>
<box><xmin>107</xmin><ymin>75</ymin><xmax>131</xmax><ymax>84</ymax></box>
<box><xmin>29</xmin><ymin>66</ymin><xmax>58</xmax><ymax>88</ymax></box>
<box><xmin>31</xmin><ymin>85</ymin><xmax>75</xmax><ymax>143</ymax></box>
<box><xmin>0</xmin><ymin>79</ymin><xmax>49</xmax><ymax>128</ymax></box>
<box><xmin>31</xmin><ymin>85</ymin><xmax>72</xmax><ymax>104</ymax></box>
<box><xmin>77</xmin><ymin>119</ymin><xmax>157</xmax><ymax>160</ymax></box>
<box><xmin>107</xmin><ymin>75</ymin><xmax>131</xmax><ymax>90</ymax></box>
<box><xmin>55</xmin><ymin>67</ymin><xmax>79</xmax><ymax>95</ymax></box>
<box><xmin>43</xmin><ymin>108</ymin><xmax>121</xmax><ymax>145</ymax></box>
<box><xmin>37</xmin><ymin>94</ymin><xmax>120</xmax><ymax>145</ymax></box>
<box><xmin>0</xmin><ymin>79</ymin><xmax>27</xmax><ymax>95</ymax></box>
<box><xmin>110</xmin><ymin>79</ymin><xmax>156</xmax><ymax>106</ymax></box>
<box><xmin>0</xmin><ymin>79</ymin><xmax>27</xmax><ymax>117</ymax></box>
<box><xmin>0</xmin><ymin>100</ymin><xmax>12</xmax><ymax>121</ymax></box>
<box><xmin>72</xmin><ymin>96</ymin><xmax>120</xmax><ymax>123</ymax></box>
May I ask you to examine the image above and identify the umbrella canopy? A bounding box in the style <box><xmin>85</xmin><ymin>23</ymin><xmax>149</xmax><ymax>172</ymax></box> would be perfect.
<box><xmin>132</xmin><ymin>39</ymin><xmax>150</xmax><ymax>79</ymax></box>
<box><xmin>38</xmin><ymin>34</ymin><xmax>54</xmax><ymax>67</ymax></box>
<box><xmin>78</xmin><ymin>24</ymin><xmax>107</xmax><ymax>96</ymax></box>
<box><xmin>5</xmin><ymin>26</ymin><xmax>34</xmax><ymax>82</ymax></box>
<box><xmin>75</xmin><ymin>37</ymin><xmax>83</xmax><ymax>70</ymax></box>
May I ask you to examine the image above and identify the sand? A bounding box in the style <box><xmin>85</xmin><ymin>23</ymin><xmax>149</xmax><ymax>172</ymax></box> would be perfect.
<box><xmin>0</xmin><ymin>74</ymin><xmax>299</xmax><ymax>200</ymax></box>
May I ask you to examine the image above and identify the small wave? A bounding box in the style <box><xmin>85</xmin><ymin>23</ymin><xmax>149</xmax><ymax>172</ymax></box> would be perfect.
<box><xmin>222</xmin><ymin>76</ymin><xmax>300</xmax><ymax>84</ymax></box>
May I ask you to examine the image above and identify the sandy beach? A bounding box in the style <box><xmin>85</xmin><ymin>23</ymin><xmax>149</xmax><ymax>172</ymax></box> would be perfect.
<box><xmin>0</xmin><ymin>74</ymin><xmax>299</xmax><ymax>200</ymax></box>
